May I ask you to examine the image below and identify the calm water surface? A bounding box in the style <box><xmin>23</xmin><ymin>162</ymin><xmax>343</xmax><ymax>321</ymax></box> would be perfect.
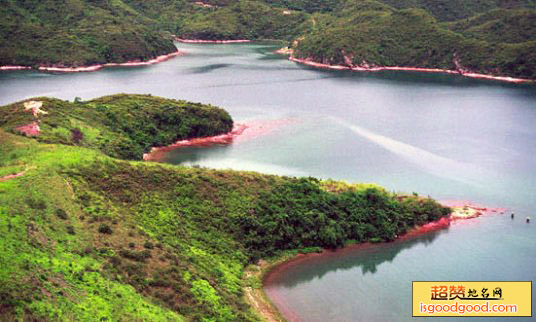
<box><xmin>1</xmin><ymin>42</ymin><xmax>535</xmax><ymax>321</ymax></box>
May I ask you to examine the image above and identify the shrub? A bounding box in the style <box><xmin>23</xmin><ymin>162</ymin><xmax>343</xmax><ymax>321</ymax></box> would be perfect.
<box><xmin>26</xmin><ymin>198</ymin><xmax>46</xmax><ymax>210</ymax></box>
<box><xmin>71</xmin><ymin>128</ymin><xmax>83</xmax><ymax>144</ymax></box>
<box><xmin>55</xmin><ymin>209</ymin><xmax>68</xmax><ymax>220</ymax></box>
<box><xmin>66</xmin><ymin>225</ymin><xmax>75</xmax><ymax>235</ymax></box>
<box><xmin>119</xmin><ymin>249</ymin><xmax>152</xmax><ymax>262</ymax></box>
<box><xmin>109</xmin><ymin>256</ymin><xmax>122</xmax><ymax>267</ymax></box>
<box><xmin>98</xmin><ymin>224</ymin><xmax>113</xmax><ymax>234</ymax></box>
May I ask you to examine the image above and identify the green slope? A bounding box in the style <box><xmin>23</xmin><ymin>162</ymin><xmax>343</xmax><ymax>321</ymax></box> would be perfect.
<box><xmin>367</xmin><ymin>0</ymin><xmax>536</xmax><ymax>21</ymax></box>
<box><xmin>178</xmin><ymin>0</ymin><xmax>310</xmax><ymax>40</ymax></box>
<box><xmin>0</xmin><ymin>94</ymin><xmax>450</xmax><ymax>320</ymax></box>
<box><xmin>0</xmin><ymin>94</ymin><xmax>233</xmax><ymax>160</ymax></box>
<box><xmin>1</xmin><ymin>0</ymin><xmax>534</xmax><ymax>78</ymax></box>
<box><xmin>292</xmin><ymin>5</ymin><xmax>536</xmax><ymax>79</ymax></box>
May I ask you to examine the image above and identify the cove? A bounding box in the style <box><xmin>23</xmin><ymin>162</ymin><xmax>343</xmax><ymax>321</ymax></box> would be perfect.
<box><xmin>264</xmin><ymin>212</ymin><xmax>536</xmax><ymax>321</ymax></box>
<box><xmin>1</xmin><ymin>42</ymin><xmax>535</xmax><ymax>321</ymax></box>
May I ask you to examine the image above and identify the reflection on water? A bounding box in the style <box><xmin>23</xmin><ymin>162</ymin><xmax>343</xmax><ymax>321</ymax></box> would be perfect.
<box><xmin>187</xmin><ymin>63</ymin><xmax>232</xmax><ymax>74</ymax></box>
<box><xmin>267</xmin><ymin>228</ymin><xmax>447</xmax><ymax>289</ymax></box>
<box><xmin>194</xmin><ymin>75</ymin><xmax>339</xmax><ymax>89</ymax></box>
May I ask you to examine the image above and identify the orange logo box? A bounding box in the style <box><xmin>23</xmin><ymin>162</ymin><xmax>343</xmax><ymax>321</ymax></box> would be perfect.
<box><xmin>412</xmin><ymin>281</ymin><xmax>532</xmax><ymax>317</ymax></box>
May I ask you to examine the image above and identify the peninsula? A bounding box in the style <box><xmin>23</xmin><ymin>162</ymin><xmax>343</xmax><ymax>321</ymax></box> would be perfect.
<box><xmin>0</xmin><ymin>94</ymin><xmax>450</xmax><ymax>320</ymax></box>
<box><xmin>1</xmin><ymin>0</ymin><xmax>534</xmax><ymax>80</ymax></box>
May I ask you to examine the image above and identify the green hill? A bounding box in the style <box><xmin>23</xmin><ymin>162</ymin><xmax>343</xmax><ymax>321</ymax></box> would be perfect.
<box><xmin>123</xmin><ymin>0</ymin><xmax>311</xmax><ymax>40</ymax></box>
<box><xmin>179</xmin><ymin>0</ymin><xmax>310</xmax><ymax>40</ymax></box>
<box><xmin>0</xmin><ymin>94</ymin><xmax>450</xmax><ymax>320</ymax></box>
<box><xmin>292</xmin><ymin>5</ymin><xmax>536</xmax><ymax>79</ymax></box>
<box><xmin>445</xmin><ymin>8</ymin><xmax>536</xmax><ymax>43</ymax></box>
<box><xmin>0</xmin><ymin>94</ymin><xmax>233</xmax><ymax>160</ymax></box>
<box><xmin>263</xmin><ymin>0</ymin><xmax>341</xmax><ymax>13</ymax></box>
<box><xmin>365</xmin><ymin>0</ymin><xmax>535</xmax><ymax>21</ymax></box>
<box><xmin>1</xmin><ymin>0</ymin><xmax>534</xmax><ymax>79</ymax></box>
<box><xmin>0</xmin><ymin>0</ymin><xmax>177</xmax><ymax>67</ymax></box>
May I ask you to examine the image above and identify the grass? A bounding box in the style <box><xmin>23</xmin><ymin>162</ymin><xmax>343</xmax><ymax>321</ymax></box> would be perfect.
<box><xmin>0</xmin><ymin>0</ymin><xmax>176</xmax><ymax>67</ymax></box>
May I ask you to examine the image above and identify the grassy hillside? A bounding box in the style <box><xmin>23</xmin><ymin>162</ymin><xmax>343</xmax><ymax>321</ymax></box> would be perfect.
<box><xmin>0</xmin><ymin>94</ymin><xmax>233</xmax><ymax>160</ymax></box>
<box><xmin>0</xmin><ymin>0</ymin><xmax>177</xmax><ymax>67</ymax></box>
<box><xmin>178</xmin><ymin>0</ymin><xmax>311</xmax><ymax>40</ymax></box>
<box><xmin>263</xmin><ymin>0</ymin><xmax>340</xmax><ymax>13</ymax></box>
<box><xmin>0</xmin><ymin>95</ymin><xmax>450</xmax><ymax>320</ymax></box>
<box><xmin>367</xmin><ymin>0</ymin><xmax>535</xmax><ymax>21</ymax></box>
<box><xmin>292</xmin><ymin>5</ymin><xmax>536</xmax><ymax>79</ymax></box>
<box><xmin>445</xmin><ymin>8</ymin><xmax>536</xmax><ymax>43</ymax></box>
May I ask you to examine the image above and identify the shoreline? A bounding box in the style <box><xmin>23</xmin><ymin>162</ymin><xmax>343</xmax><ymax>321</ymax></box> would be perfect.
<box><xmin>143</xmin><ymin>118</ymin><xmax>296</xmax><ymax>162</ymax></box>
<box><xmin>175</xmin><ymin>38</ymin><xmax>251</xmax><ymax>44</ymax></box>
<box><xmin>288</xmin><ymin>56</ymin><xmax>533</xmax><ymax>84</ymax></box>
<box><xmin>0</xmin><ymin>50</ymin><xmax>181</xmax><ymax>73</ymax></box>
<box><xmin>143</xmin><ymin>123</ymin><xmax>248</xmax><ymax>161</ymax></box>
<box><xmin>257</xmin><ymin>200</ymin><xmax>504</xmax><ymax>321</ymax></box>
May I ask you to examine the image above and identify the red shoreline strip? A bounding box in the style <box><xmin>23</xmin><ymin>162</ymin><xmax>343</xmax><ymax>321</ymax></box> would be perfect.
<box><xmin>143</xmin><ymin>118</ymin><xmax>296</xmax><ymax>161</ymax></box>
<box><xmin>289</xmin><ymin>56</ymin><xmax>533</xmax><ymax>84</ymax></box>
<box><xmin>0</xmin><ymin>50</ymin><xmax>181</xmax><ymax>73</ymax></box>
<box><xmin>143</xmin><ymin>124</ymin><xmax>248</xmax><ymax>161</ymax></box>
<box><xmin>175</xmin><ymin>38</ymin><xmax>251</xmax><ymax>44</ymax></box>
<box><xmin>263</xmin><ymin>199</ymin><xmax>506</xmax><ymax>321</ymax></box>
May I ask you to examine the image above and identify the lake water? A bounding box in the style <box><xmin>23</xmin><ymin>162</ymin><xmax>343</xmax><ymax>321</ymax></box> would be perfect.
<box><xmin>1</xmin><ymin>42</ymin><xmax>535</xmax><ymax>321</ymax></box>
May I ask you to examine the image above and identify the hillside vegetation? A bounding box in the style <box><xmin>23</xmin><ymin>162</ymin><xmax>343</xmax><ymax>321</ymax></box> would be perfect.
<box><xmin>0</xmin><ymin>95</ymin><xmax>450</xmax><ymax>320</ymax></box>
<box><xmin>0</xmin><ymin>0</ymin><xmax>177</xmax><ymax>67</ymax></box>
<box><xmin>366</xmin><ymin>0</ymin><xmax>535</xmax><ymax>21</ymax></box>
<box><xmin>445</xmin><ymin>8</ymin><xmax>536</xmax><ymax>43</ymax></box>
<box><xmin>0</xmin><ymin>94</ymin><xmax>233</xmax><ymax>160</ymax></box>
<box><xmin>178</xmin><ymin>0</ymin><xmax>310</xmax><ymax>40</ymax></box>
<box><xmin>293</xmin><ymin>3</ymin><xmax>536</xmax><ymax>79</ymax></box>
<box><xmin>1</xmin><ymin>0</ymin><xmax>534</xmax><ymax>79</ymax></box>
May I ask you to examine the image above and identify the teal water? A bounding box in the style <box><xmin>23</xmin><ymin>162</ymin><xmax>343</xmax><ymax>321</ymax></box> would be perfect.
<box><xmin>265</xmin><ymin>215</ymin><xmax>535</xmax><ymax>321</ymax></box>
<box><xmin>1</xmin><ymin>42</ymin><xmax>535</xmax><ymax>321</ymax></box>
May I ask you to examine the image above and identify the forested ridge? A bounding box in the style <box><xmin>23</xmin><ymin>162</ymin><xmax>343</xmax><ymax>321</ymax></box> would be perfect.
<box><xmin>1</xmin><ymin>0</ymin><xmax>534</xmax><ymax>78</ymax></box>
<box><xmin>0</xmin><ymin>94</ymin><xmax>233</xmax><ymax>160</ymax></box>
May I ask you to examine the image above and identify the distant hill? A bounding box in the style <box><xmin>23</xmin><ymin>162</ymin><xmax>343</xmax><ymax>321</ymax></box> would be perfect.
<box><xmin>178</xmin><ymin>0</ymin><xmax>310</xmax><ymax>40</ymax></box>
<box><xmin>445</xmin><ymin>8</ymin><xmax>536</xmax><ymax>43</ymax></box>
<box><xmin>0</xmin><ymin>94</ymin><xmax>233</xmax><ymax>160</ymax></box>
<box><xmin>365</xmin><ymin>0</ymin><xmax>536</xmax><ymax>21</ymax></box>
<box><xmin>0</xmin><ymin>0</ymin><xmax>534</xmax><ymax>79</ymax></box>
<box><xmin>292</xmin><ymin>3</ymin><xmax>536</xmax><ymax>79</ymax></box>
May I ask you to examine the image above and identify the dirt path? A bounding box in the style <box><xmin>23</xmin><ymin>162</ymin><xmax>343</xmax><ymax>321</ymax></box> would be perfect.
<box><xmin>243</xmin><ymin>260</ymin><xmax>285</xmax><ymax>322</ymax></box>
